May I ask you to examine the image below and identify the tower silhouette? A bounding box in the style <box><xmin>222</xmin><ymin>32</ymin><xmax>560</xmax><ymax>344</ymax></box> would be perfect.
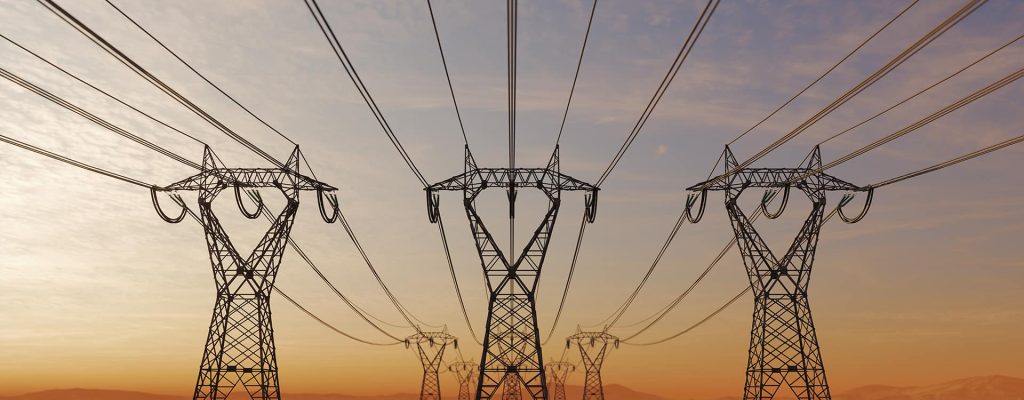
<box><xmin>426</xmin><ymin>146</ymin><xmax>598</xmax><ymax>400</ymax></box>
<box><xmin>152</xmin><ymin>146</ymin><xmax>339</xmax><ymax>400</ymax></box>
<box><xmin>686</xmin><ymin>146</ymin><xmax>871</xmax><ymax>400</ymax></box>
<box><xmin>567</xmin><ymin>330</ymin><xmax>618</xmax><ymax>400</ymax></box>
<box><xmin>450</xmin><ymin>361</ymin><xmax>480</xmax><ymax>400</ymax></box>
<box><xmin>406</xmin><ymin>330</ymin><xmax>458</xmax><ymax>400</ymax></box>
<box><xmin>545</xmin><ymin>361</ymin><xmax>575</xmax><ymax>400</ymax></box>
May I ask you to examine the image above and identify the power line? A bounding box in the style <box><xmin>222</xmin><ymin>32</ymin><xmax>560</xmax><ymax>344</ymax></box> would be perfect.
<box><xmin>38</xmin><ymin>0</ymin><xmax>283</xmax><ymax>167</ymax></box>
<box><xmin>426</xmin><ymin>0</ymin><xmax>469</xmax><ymax>147</ymax></box>
<box><xmin>0</xmin><ymin>132</ymin><xmax>149</xmax><ymax>187</ymax></box>
<box><xmin>542</xmin><ymin>211</ymin><xmax>589</xmax><ymax>345</ymax></box>
<box><xmin>622</xmin><ymin>209</ymin><xmax>841</xmax><ymax>346</ymax></box>
<box><xmin>616</xmin><ymin>210</ymin><xmax>761</xmax><ymax>339</ymax></box>
<box><xmin>275</xmin><ymin>287</ymin><xmax>403</xmax><ymax>346</ymax></box>
<box><xmin>3</xmin><ymin>27</ymin><xmax>413</xmax><ymax>334</ymax></box>
<box><xmin>555</xmin><ymin>0</ymin><xmax>598</xmax><ymax>146</ymax></box>
<box><xmin>872</xmin><ymin>133</ymin><xmax>1024</xmax><ymax>188</ymax></box>
<box><xmin>105</xmin><ymin>0</ymin><xmax>297</xmax><ymax>147</ymax></box>
<box><xmin>0</xmin><ymin>32</ymin><xmax>208</xmax><ymax>147</ymax></box>
<box><xmin>623</xmin><ymin>287</ymin><xmax>749</xmax><ymax>346</ymax></box>
<box><xmin>303</xmin><ymin>0</ymin><xmax>429</xmax><ymax>187</ymax></box>
<box><xmin>699</xmin><ymin>0</ymin><xmax>986</xmax><ymax>190</ymax></box>
<box><xmin>601</xmin><ymin>206</ymin><xmax>689</xmax><ymax>329</ymax></box>
<box><xmin>728</xmin><ymin>0</ymin><xmax>919</xmax><ymax>145</ymax></box>
<box><xmin>436</xmin><ymin>212</ymin><xmax>482</xmax><ymax>345</ymax></box>
<box><xmin>508</xmin><ymin>0</ymin><xmax>517</xmax><ymax>172</ymax></box>
<box><xmin>819</xmin><ymin>32</ymin><xmax>1023</xmax><ymax>146</ymax></box>
<box><xmin>595</xmin><ymin>0</ymin><xmax>719</xmax><ymax>187</ymax></box>
<box><xmin>806</xmin><ymin>65</ymin><xmax>1024</xmax><ymax>180</ymax></box>
<box><xmin>337</xmin><ymin>209</ymin><xmax>430</xmax><ymax>331</ymax></box>
<box><xmin>0</xmin><ymin>66</ymin><xmax>200</xmax><ymax>169</ymax></box>
<box><xmin>0</xmin><ymin>133</ymin><xmax>403</xmax><ymax>345</ymax></box>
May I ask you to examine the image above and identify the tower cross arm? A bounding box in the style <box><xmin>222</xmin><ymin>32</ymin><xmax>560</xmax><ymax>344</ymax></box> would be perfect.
<box><xmin>161</xmin><ymin>168</ymin><xmax>337</xmax><ymax>192</ymax></box>
<box><xmin>687</xmin><ymin>168</ymin><xmax>864</xmax><ymax>192</ymax></box>
<box><xmin>427</xmin><ymin>168</ymin><xmax>596</xmax><ymax>193</ymax></box>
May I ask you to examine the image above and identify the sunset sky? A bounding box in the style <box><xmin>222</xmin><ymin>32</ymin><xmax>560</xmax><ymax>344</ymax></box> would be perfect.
<box><xmin>1</xmin><ymin>0</ymin><xmax>1022</xmax><ymax>399</ymax></box>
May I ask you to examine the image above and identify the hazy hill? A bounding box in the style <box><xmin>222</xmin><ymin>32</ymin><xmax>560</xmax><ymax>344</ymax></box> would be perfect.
<box><xmin>2</xmin><ymin>376</ymin><xmax>1020</xmax><ymax>400</ymax></box>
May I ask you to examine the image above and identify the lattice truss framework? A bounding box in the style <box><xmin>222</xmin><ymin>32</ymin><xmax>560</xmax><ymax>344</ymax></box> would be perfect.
<box><xmin>426</xmin><ymin>147</ymin><xmax>598</xmax><ymax>400</ymax></box>
<box><xmin>407</xmin><ymin>331</ymin><xmax>459</xmax><ymax>400</ymax></box>
<box><xmin>567</xmin><ymin>331</ymin><xmax>618</xmax><ymax>400</ymax></box>
<box><xmin>153</xmin><ymin>146</ymin><xmax>339</xmax><ymax>400</ymax></box>
<box><xmin>686</xmin><ymin>146</ymin><xmax>870</xmax><ymax>400</ymax></box>
<box><xmin>544</xmin><ymin>361</ymin><xmax>575</xmax><ymax>400</ymax></box>
<box><xmin>450</xmin><ymin>361</ymin><xmax>480</xmax><ymax>400</ymax></box>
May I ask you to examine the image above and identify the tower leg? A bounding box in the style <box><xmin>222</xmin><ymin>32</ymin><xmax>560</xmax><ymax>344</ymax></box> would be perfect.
<box><xmin>727</xmin><ymin>199</ymin><xmax>831</xmax><ymax>400</ymax></box>
<box><xmin>577</xmin><ymin>341</ymin><xmax>609</xmax><ymax>400</ymax></box>
<box><xmin>192</xmin><ymin>189</ymin><xmax>297</xmax><ymax>400</ymax></box>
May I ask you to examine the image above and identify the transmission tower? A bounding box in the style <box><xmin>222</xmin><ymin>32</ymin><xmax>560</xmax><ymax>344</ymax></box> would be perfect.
<box><xmin>685</xmin><ymin>146</ymin><xmax>871</xmax><ymax>400</ymax></box>
<box><xmin>451</xmin><ymin>361</ymin><xmax>480</xmax><ymax>400</ymax></box>
<box><xmin>545</xmin><ymin>361</ymin><xmax>575</xmax><ymax>400</ymax></box>
<box><xmin>406</xmin><ymin>330</ymin><xmax>458</xmax><ymax>400</ymax></box>
<box><xmin>426</xmin><ymin>146</ymin><xmax>598</xmax><ymax>400</ymax></box>
<box><xmin>152</xmin><ymin>146</ymin><xmax>340</xmax><ymax>400</ymax></box>
<box><xmin>567</xmin><ymin>330</ymin><xmax>618</xmax><ymax>400</ymax></box>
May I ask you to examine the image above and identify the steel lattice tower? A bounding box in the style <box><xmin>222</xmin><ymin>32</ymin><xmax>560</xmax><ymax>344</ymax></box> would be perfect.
<box><xmin>406</xmin><ymin>330</ymin><xmax>458</xmax><ymax>400</ymax></box>
<box><xmin>450</xmin><ymin>361</ymin><xmax>480</xmax><ymax>400</ymax></box>
<box><xmin>545</xmin><ymin>361</ymin><xmax>575</xmax><ymax>400</ymax></box>
<box><xmin>426</xmin><ymin>146</ymin><xmax>598</xmax><ymax>400</ymax></box>
<box><xmin>152</xmin><ymin>146</ymin><xmax>339</xmax><ymax>400</ymax></box>
<box><xmin>567</xmin><ymin>331</ymin><xmax>618</xmax><ymax>400</ymax></box>
<box><xmin>686</xmin><ymin>146</ymin><xmax>870</xmax><ymax>400</ymax></box>
<box><xmin>501</xmin><ymin>374</ymin><xmax>524</xmax><ymax>400</ymax></box>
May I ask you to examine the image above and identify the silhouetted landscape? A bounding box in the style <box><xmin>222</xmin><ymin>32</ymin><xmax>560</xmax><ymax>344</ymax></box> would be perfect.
<box><xmin>3</xmin><ymin>376</ymin><xmax>1023</xmax><ymax>400</ymax></box>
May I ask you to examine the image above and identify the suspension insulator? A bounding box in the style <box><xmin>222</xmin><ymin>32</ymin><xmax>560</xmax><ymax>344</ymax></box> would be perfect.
<box><xmin>234</xmin><ymin>186</ymin><xmax>265</xmax><ymax>219</ymax></box>
<box><xmin>837</xmin><ymin>187</ymin><xmax>874</xmax><ymax>223</ymax></box>
<box><xmin>317</xmin><ymin>188</ymin><xmax>340</xmax><ymax>223</ymax></box>
<box><xmin>426</xmin><ymin>191</ymin><xmax>441</xmax><ymax>223</ymax></box>
<box><xmin>585</xmin><ymin>191</ymin><xmax>598</xmax><ymax>223</ymax></box>
<box><xmin>760</xmin><ymin>185</ymin><xmax>790</xmax><ymax>220</ymax></box>
<box><xmin>151</xmin><ymin>186</ymin><xmax>186</xmax><ymax>224</ymax></box>
<box><xmin>684</xmin><ymin>189</ymin><xmax>707</xmax><ymax>223</ymax></box>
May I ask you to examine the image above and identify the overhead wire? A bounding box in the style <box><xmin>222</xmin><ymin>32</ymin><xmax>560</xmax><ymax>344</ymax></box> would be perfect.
<box><xmin>3</xmin><ymin>23</ymin><xmax>417</xmax><ymax>336</ymax></box>
<box><xmin>104</xmin><ymin>0</ymin><xmax>296</xmax><ymax>146</ymax></box>
<box><xmin>37</xmin><ymin>0</ymin><xmax>283</xmax><ymax>167</ymax></box>
<box><xmin>594</xmin><ymin>0</ymin><xmax>719</xmax><ymax>187</ymax></box>
<box><xmin>728</xmin><ymin>0</ymin><xmax>920</xmax><ymax>145</ymax></box>
<box><xmin>623</xmin><ymin>209</ymin><xmax>840</xmax><ymax>346</ymax></box>
<box><xmin>542</xmin><ymin>211</ymin><xmax>589</xmax><ymax>345</ymax></box>
<box><xmin>99</xmin><ymin>0</ymin><xmax>431</xmax><ymax>331</ymax></box>
<box><xmin>818</xmin><ymin>32</ymin><xmax>1024</xmax><ymax>146</ymax></box>
<box><xmin>870</xmin><ymin>133</ymin><xmax>1024</xmax><ymax>188</ymax></box>
<box><xmin>699</xmin><ymin>0</ymin><xmax>987</xmax><ymax>190</ymax></box>
<box><xmin>0</xmin><ymin>133</ymin><xmax>149</xmax><ymax>188</ymax></box>
<box><xmin>0</xmin><ymin>66</ymin><xmax>200</xmax><ymax>169</ymax></box>
<box><xmin>0</xmin><ymin>133</ymin><xmax>401</xmax><ymax>345</ymax></box>
<box><xmin>0</xmin><ymin>32</ymin><xmax>208</xmax><ymax>148</ymax></box>
<box><xmin>555</xmin><ymin>0</ymin><xmax>598</xmax><ymax>146</ymax></box>
<box><xmin>426</xmin><ymin>0</ymin><xmax>469</xmax><ymax>147</ymax></box>
<box><xmin>803</xmin><ymin>65</ymin><xmax>1024</xmax><ymax>180</ymax></box>
<box><xmin>426</xmin><ymin>0</ymin><xmax>483</xmax><ymax>340</ymax></box>
<box><xmin>303</xmin><ymin>0</ymin><xmax>429</xmax><ymax>187</ymax></box>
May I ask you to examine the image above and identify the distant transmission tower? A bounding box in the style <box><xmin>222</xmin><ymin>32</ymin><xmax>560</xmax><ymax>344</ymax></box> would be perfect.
<box><xmin>501</xmin><ymin>375</ymin><xmax>523</xmax><ymax>400</ymax></box>
<box><xmin>426</xmin><ymin>146</ymin><xmax>598</xmax><ymax>400</ymax></box>
<box><xmin>685</xmin><ymin>146</ymin><xmax>871</xmax><ymax>400</ymax></box>
<box><xmin>406</xmin><ymin>330</ymin><xmax>458</xmax><ymax>400</ymax></box>
<box><xmin>545</xmin><ymin>361</ymin><xmax>575</xmax><ymax>400</ymax></box>
<box><xmin>450</xmin><ymin>361</ymin><xmax>480</xmax><ymax>400</ymax></box>
<box><xmin>152</xmin><ymin>146</ymin><xmax>340</xmax><ymax>400</ymax></box>
<box><xmin>567</xmin><ymin>330</ymin><xmax>618</xmax><ymax>400</ymax></box>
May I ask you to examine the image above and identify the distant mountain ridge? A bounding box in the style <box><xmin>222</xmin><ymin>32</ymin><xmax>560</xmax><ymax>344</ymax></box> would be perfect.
<box><xmin>2</xmin><ymin>376</ymin><xmax>1020</xmax><ymax>400</ymax></box>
